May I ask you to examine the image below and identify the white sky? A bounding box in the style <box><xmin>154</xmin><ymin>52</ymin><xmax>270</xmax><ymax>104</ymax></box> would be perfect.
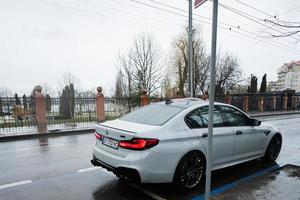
<box><xmin>0</xmin><ymin>0</ymin><xmax>299</xmax><ymax>96</ymax></box>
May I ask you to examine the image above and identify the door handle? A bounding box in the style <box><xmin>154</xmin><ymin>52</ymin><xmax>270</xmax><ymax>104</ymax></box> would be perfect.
<box><xmin>264</xmin><ymin>130</ymin><xmax>271</xmax><ymax>136</ymax></box>
<box><xmin>236</xmin><ymin>130</ymin><xmax>243</xmax><ymax>135</ymax></box>
<box><xmin>202</xmin><ymin>133</ymin><xmax>208</xmax><ymax>138</ymax></box>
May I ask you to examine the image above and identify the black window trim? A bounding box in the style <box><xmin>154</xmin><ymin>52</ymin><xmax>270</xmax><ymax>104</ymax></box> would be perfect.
<box><xmin>217</xmin><ymin>105</ymin><xmax>251</xmax><ymax>127</ymax></box>
<box><xmin>184</xmin><ymin>105</ymin><xmax>227</xmax><ymax>129</ymax></box>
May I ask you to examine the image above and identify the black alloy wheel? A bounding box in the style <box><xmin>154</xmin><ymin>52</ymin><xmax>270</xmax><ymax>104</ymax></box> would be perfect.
<box><xmin>173</xmin><ymin>151</ymin><xmax>205</xmax><ymax>190</ymax></box>
<box><xmin>264</xmin><ymin>136</ymin><xmax>282</xmax><ymax>162</ymax></box>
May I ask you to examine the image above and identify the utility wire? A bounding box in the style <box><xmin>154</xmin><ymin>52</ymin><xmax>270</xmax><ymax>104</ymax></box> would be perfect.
<box><xmin>147</xmin><ymin>0</ymin><xmax>299</xmax><ymax>50</ymax></box>
<box><xmin>148</xmin><ymin>0</ymin><xmax>237</xmax><ymax>29</ymax></box>
<box><xmin>38</xmin><ymin>0</ymin><xmax>179</xmax><ymax>34</ymax></box>
<box><xmin>39</xmin><ymin>0</ymin><xmax>300</xmax><ymax>53</ymax></box>
<box><xmin>233</xmin><ymin>0</ymin><xmax>276</xmax><ymax>18</ymax></box>
<box><xmin>218</xmin><ymin>2</ymin><xmax>300</xmax><ymax>42</ymax></box>
<box><xmin>136</xmin><ymin>0</ymin><xmax>299</xmax><ymax>52</ymax></box>
<box><xmin>225</xmin><ymin>0</ymin><xmax>300</xmax><ymax>40</ymax></box>
<box><xmin>74</xmin><ymin>0</ymin><xmax>179</xmax><ymax>27</ymax></box>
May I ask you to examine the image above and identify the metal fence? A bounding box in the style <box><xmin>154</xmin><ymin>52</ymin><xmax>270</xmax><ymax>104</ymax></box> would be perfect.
<box><xmin>46</xmin><ymin>97</ymin><xmax>97</xmax><ymax>132</ymax></box>
<box><xmin>0</xmin><ymin>96</ymin><xmax>164</xmax><ymax>135</ymax></box>
<box><xmin>1</xmin><ymin>94</ymin><xmax>300</xmax><ymax>136</ymax></box>
<box><xmin>0</xmin><ymin>97</ymin><xmax>37</xmax><ymax>135</ymax></box>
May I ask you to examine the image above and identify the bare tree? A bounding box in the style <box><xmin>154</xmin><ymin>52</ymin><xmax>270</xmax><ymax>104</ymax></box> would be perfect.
<box><xmin>0</xmin><ymin>87</ymin><xmax>13</xmax><ymax>97</ymax></box>
<box><xmin>129</xmin><ymin>33</ymin><xmax>164</xmax><ymax>96</ymax></box>
<box><xmin>39</xmin><ymin>82</ymin><xmax>56</xmax><ymax>96</ymax></box>
<box><xmin>215</xmin><ymin>53</ymin><xmax>242</xmax><ymax>95</ymax></box>
<box><xmin>114</xmin><ymin>70</ymin><xmax>124</xmax><ymax>98</ymax></box>
<box><xmin>114</xmin><ymin>51</ymin><xmax>133</xmax><ymax>98</ymax></box>
<box><xmin>170</xmin><ymin>30</ymin><xmax>210</xmax><ymax>97</ymax></box>
<box><xmin>114</xmin><ymin>33</ymin><xmax>164</xmax><ymax>97</ymax></box>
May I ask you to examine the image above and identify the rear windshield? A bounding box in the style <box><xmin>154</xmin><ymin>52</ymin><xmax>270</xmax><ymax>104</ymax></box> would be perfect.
<box><xmin>120</xmin><ymin>104</ymin><xmax>184</xmax><ymax>126</ymax></box>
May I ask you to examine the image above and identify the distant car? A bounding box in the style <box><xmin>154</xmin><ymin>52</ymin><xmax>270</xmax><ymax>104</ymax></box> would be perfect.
<box><xmin>91</xmin><ymin>98</ymin><xmax>282</xmax><ymax>189</ymax></box>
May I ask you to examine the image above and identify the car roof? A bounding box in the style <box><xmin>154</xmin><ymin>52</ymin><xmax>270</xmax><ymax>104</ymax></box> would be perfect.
<box><xmin>154</xmin><ymin>98</ymin><xmax>208</xmax><ymax>108</ymax></box>
<box><xmin>155</xmin><ymin>98</ymin><xmax>231</xmax><ymax>109</ymax></box>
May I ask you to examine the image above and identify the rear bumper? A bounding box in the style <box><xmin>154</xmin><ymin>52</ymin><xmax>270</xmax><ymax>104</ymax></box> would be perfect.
<box><xmin>91</xmin><ymin>154</ymin><xmax>141</xmax><ymax>183</ymax></box>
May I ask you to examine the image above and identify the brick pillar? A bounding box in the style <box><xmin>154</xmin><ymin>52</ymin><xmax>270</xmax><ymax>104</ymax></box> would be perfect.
<box><xmin>292</xmin><ymin>96</ymin><xmax>298</xmax><ymax>109</ymax></box>
<box><xmin>242</xmin><ymin>95</ymin><xmax>249</xmax><ymax>112</ymax></box>
<box><xmin>96</xmin><ymin>87</ymin><xmax>105</xmax><ymax>123</ymax></box>
<box><xmin>225</xmin><ymin>95</ymin><xmax>232</xmax><ymax>104</ymax></box>
<box><xmin>271</xmin><ymin>96</ymin><xmax>277</xmax><ymax>110</ymax></box>
<box><xmin>282</xmin><ymin>95</ymin><xmax>288</xmax><ymax>110</ymax></box>
<box><xmin>258</xmin><ymin>96</ymin><xmax>264</xmax><ymax>112</ymax></box>
<box><xmin>140</xmin><ymin>90</ymin><xmax>149</xmax><ymax>107</ymax></box>
<box><xmin>295</xmin><ymin>96</ymin><xmax>299</xmax><ymax>109</ymax></box>
<box><xmin>35</xmin><ymin>86</ymin><xmax>47</xmax><ymax>132</ymax></box>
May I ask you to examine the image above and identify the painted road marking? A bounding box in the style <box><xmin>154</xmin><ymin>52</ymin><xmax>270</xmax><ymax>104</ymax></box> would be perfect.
<box><xmin>0</xmin><ymin>144</ymin><xmax>65</xmax><ymax>154</ymax></box>
<box><xmin>0</xmin><ymin>180</ymin><xmax>32</xmax><ymax>190</ymax></box>
<box><xmin>77</xmin><ymin>167</ymin><xmax>99</xmax><ymax>173</ymax></box>
<box><xmin>191</xmin><ymin>164</ymin><xmax>280</xmax><ymax>200</ymax></box>
<box><xmin>129</xmin><ymin>183</ymin><xmax>167</xmax><ymax>200</ymax></box>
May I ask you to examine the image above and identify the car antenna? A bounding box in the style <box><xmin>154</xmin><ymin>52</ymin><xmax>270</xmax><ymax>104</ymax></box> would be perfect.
<box><xmin>165</xmin><ymin>99</ymin><xmax>173</xmax><ymax>105</ymax></box>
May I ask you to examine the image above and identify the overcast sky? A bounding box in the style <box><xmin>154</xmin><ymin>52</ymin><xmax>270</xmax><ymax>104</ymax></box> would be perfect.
<box><xmin>0</xmin><ymin>0</ymin><xmax>300</xmax><ymax>96</ymax></box>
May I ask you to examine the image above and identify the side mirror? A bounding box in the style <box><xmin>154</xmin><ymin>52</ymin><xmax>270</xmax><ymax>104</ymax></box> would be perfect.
<box><xmin>249</xmin><ymin>118</ymin><xmax>261</xmax><ymax>126</ymax></box>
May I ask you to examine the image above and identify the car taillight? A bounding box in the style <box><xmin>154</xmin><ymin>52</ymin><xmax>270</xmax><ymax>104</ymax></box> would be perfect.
<box><xmin>119</xmin><ymin>138</ymin><xmax>159</xmax><ymax>150</ymax></box>
<box><xmin>95</xmin><ymin>132</ymin><xmax>102</xmax><ymax>140</ymax></box>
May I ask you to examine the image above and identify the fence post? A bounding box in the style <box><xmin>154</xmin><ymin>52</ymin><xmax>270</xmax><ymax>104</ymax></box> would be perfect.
<box><xmin>35</xmin><ymin>86</ymin><xmax>47</xmax><ymax>132</ymax></box>
<box><xmin>258</xmin><ymin>96</ymin><xmax>264</xmax><ymax>112</ymax></box>
<box><xmin>96</xmin><ymin>87</ymin><xmax>105</xmax><ymax>123</ymax></box>
<box><xmin>282</xmin><ymin>95</ymin><xmax>288</xmax><ymax>110</ymax></box>
<box><xmin>140</xmin><ymin>90</ymin><xmax>149</xmax><ymax>107</ymax></box>
<box><xmin>225</xmin><ymin>95</ymin><xmax>232</xmax><ymax>104</ymax></box>
<box><xmin>242</xmin><ymin>95</ymin><xmax>248</xmax><ymax>112</ymax></box>
<box><xmin>291</xmin><ymin>95</ymin><xmax>297</xmax><ymax>109</ymax></box>
<box><xmin>271</xmin><ymin>96</ymin><xmax>276</xmax><ymax>110</ymax></box>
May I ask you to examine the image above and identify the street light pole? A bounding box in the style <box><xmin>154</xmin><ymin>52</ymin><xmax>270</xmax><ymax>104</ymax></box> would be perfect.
<box><xmin>205</xmin><ymin>0</ymin><xmax>219</xmax><ymax>200</ymax></box>
<box><xmin>188</xmin><ymin>0</ymin><xmax>193</xmax><ymax>97</ymax></box>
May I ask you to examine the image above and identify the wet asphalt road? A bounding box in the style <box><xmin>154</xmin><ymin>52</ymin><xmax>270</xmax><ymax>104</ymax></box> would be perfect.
<box><xmin>0</xmin><ymin>114</ymin><xmax>299</xmax><ymax>200</ymax></box>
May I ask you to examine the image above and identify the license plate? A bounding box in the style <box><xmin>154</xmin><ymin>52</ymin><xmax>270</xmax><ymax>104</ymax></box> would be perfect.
<box><xmin>102</xmin><ymin>137</ymin><xmax>119</xmax><ymax>149</ymax></box>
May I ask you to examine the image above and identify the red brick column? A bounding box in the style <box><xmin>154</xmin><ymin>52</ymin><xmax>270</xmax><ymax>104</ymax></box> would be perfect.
<box><xmin>271</xmin><ymin>96</ymin><xmax>277</xmax><ymax>110</ymax></box>
<box><xmin>292</xmin><ymin>96</ymin><xmax>298</xmax><ymax>109</ymax></box>
<box><xmin>35</xmin><ymin>86</ymin><xmax>47</xmax><ymax>132</ymax></box>
<box><xmin>225</xmin><ymin>95</ymin><xmax>232</xmax><ymax>105</ymax></box>
<box><xmin>140</xmin><ymin>90</ymin><xmax>149</xmax><ymax>107</ymax></box>
<box><xmin>242</xmin><ymin>95</ymin><xmax>249</xmax><ymax>112</ymax></box>
<box><xmin>282</xmin><ymin>95</ymin><xmax>288</xmax><ymax>110</ymax></box>
<box><xmin>258</xmin><ymin>96</ymin><xmax>264</xmax><ymax>112</ymax></box>
<box><xmin>96</xmin><ymin>87</ymin><xmax>105</xmax><ymax>123</ymax></box>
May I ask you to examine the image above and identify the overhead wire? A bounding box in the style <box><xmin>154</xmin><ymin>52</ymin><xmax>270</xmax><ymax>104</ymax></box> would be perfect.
<box><xmin>37</xmin><ymin>0</ymin><xmax>181</xmax><ymax>34</ymax></box>
<box><xmin>74</xmin><ymin>0</ymin><xmax>180</xmax><ymax>27</ymax></box>
<box><xmin>226</xmin><ymin>0</ymin><xmax>300</xmax><ymax>41</ymax></box>
<box><xmin>131</xmin><ymin>0</ymin><xmax>299</xmax><ymax>53</ymax></box>
<box><xmin>39</xmin><ymin>0</ymin><xmax>299</xmax><ymax>54</ymax></box>
<box><xmin>146</xmin><ymin>0</ymin><xmax>299</xmax><ymax>52</ymax></box>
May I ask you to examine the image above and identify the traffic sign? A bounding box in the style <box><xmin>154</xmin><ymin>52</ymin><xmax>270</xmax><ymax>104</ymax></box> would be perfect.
<box><xmin>194</xmin><ymin>0</ymin><xmax>207</xmax><ymax>8</ymax></box>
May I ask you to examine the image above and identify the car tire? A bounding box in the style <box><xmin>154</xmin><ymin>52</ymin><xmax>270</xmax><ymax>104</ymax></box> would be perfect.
<box><xmin>173</xmin><ymin>151</ymin><xmax>206</xmax><ymax>190</ymax></box>
<box><xmin>264</xmin><ymin>135</ymin><xmax>282</xmax><ymax>162</ymax></box>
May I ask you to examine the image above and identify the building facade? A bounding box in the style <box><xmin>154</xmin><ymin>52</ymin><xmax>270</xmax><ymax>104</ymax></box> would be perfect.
<box><xmin>269</xmin><ymin>61</ymin><xmax>300</xmax><ymax>92</ymax></box>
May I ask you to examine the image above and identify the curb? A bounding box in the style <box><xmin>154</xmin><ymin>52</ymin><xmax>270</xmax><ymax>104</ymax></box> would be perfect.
<box><xmin>0</xmin><ymin>128</ymin><xmax>94</xmax><ymax>142</ymax></box>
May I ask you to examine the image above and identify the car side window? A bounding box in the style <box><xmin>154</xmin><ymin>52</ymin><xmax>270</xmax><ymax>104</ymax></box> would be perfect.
<box><xmin>198</xmin><ymin>106</ymin><xmax>225</xmax><ymax>127</ymax></box>
<box><xmin>220</xmin><ymin>106</ymin><xmax>249</xmax><ymax>126</ymax></box>
<box><xmin>185</xmin><ymin>106</ymin><xmax>225</xmax><ymax>129</ymax></box>
<box><xmin>185</xmin><ymin>109</ymin><xmax>205</xmax><ymax>129</ymax></box>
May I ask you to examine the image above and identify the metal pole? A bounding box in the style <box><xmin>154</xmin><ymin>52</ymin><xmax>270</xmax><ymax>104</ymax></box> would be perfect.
<box><xmin>188</xmin><ymin>0</ymin><xmax>193</xmax><ymax>97</ymax></box>
<box><xmin>205</xmin><ymin>0</ymin><xmax>218</xmax><ymax>200</ymax></box>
